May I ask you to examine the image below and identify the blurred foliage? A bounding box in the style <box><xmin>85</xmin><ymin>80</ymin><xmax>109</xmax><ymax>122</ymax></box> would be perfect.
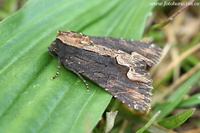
<box><xmin>0</xmin><ymin>0</ymin><xmax>27</xmax><ymax>20</ymax></box>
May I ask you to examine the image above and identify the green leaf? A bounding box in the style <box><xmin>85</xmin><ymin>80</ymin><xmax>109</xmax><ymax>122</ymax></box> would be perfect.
<box><xmin>158</xmin><ymin>108</ymin><xmax>195</xmax><ymax>129</ymax></box>
<box><xmin>136</xmin><ymin>111</ymin><xmax>161</xmax><ymax>133</ymax></box>
<box><xmin>178</xmin><ymin>93</ymin><xmax>200</xmax><ymax>107</ymax></box>
<box><xmin>0</xmin><ymin>0</ymin><xmax>157</xmax><ymax>132</ymax></box>
<box><xmin>153</xmin><ymin>68</ymin><xmax>200</xmax><ymax>120</ymax></box>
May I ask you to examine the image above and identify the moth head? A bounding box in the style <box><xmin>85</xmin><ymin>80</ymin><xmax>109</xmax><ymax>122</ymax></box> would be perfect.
<box><xmin>56</xmin><ymin>30</ymin><xmax>91</xmax><ymax>46</ymax></box>
<box><xmin>48</xmin><ymin>41</ymin><xmax>59</xmax><ymax>57</ymax></box>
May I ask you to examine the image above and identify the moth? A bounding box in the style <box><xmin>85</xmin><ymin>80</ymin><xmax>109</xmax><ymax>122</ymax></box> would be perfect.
<box><xmin>48</xmin><ymin>30</ymin><xmax>162</xmax><ymax>111</ymax></box>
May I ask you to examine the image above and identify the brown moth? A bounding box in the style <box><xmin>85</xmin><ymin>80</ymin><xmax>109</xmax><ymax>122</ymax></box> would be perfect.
<box><xmin>48</xmin><ymin>30</ymin><xmax>162</xmax><ymax>111</ymax></box>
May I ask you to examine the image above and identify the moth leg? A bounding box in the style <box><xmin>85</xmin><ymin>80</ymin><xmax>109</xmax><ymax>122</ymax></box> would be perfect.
<box><xmin>52</xmin><ymin>57</ymin><xmax>89</xmax><ymax>91</ymax></box>
<box><xmin>51</xmin><ymin>57</ymin><xmax>62</xmax><ymax>80</ymax></box>
<box><xmin>70</xmin><ymin>69</ymin><xmax>90</xmax><ymax>91</ymax></box>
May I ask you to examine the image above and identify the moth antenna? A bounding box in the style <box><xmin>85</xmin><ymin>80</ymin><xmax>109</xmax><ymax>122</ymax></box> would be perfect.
<box><xmin>71</xmin><ymin>69</ymin><xmax>90</xmax><ymax>91</ymax></box>
<box><xmin>51</xmin><ymin>58</ymin><xmax>62</xmax><ymax>80</ymax></box>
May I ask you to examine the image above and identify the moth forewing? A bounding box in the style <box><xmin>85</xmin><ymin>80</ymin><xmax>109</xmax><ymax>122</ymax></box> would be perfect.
<box><xmin>48</xmin><ymin>30</ymin><xmax>162</xmax><ymax>111</ymax></box>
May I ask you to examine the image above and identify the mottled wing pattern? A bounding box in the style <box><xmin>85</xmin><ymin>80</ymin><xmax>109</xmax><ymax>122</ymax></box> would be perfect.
<box><xmin>48</xmin><ymin>31</ymin><xmax>162</xmax><ymax>111</ymax></box>
<box><xmin>89</xmin><ymin>36</ymin><xmax>162</xmax><ymax>66</ymax></box>
<box><xmin>53</xmin><ymin>41</ymin><xmax>158</xmax><ymax>111</ymax></box>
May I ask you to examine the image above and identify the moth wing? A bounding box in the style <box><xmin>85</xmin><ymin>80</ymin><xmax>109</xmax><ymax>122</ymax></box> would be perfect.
<box><xmin>56</xmin><ymin>39</ymin><xmax>158</xmax><ymax>111</ymax></box>
<box><xmin>89</xmin><ymin>36</ymin><xmax>162</xmax><ymax>66</ymax></box>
